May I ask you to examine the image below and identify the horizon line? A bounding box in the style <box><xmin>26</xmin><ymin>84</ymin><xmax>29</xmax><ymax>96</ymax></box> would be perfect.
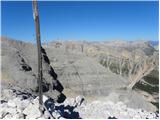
<box><xmin>1</xmin><ymin>36</ymin><xmax>159</xmax><ymax>44</ymax></box>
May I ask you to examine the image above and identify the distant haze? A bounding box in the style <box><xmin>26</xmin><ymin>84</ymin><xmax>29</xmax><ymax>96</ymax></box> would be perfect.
<box><xmin>149</xmin><ymin>41</ymin><xmax>159</xmax><ymax>46</ymax></box>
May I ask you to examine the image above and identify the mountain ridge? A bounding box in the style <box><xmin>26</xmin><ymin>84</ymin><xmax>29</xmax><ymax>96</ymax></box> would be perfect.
<box><xmin>1</xmin><ymin>36</ymin><xmax>159</xmax><ymax>112</ymax></box>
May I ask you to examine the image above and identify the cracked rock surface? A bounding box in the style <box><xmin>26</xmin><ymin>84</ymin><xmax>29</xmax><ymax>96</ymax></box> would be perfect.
<box><xmin>1</xmin><ymin>37</ymin><xmax>158</xmax><ymax>112</ymax></box>
<box><xmin>0</xmin><ymin>87</ymin><xmax>159</xmax><ymax>119</ymax></box>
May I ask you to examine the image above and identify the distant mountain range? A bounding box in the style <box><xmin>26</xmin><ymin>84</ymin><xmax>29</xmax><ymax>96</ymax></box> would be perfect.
<box><xmin>149</xmin><ymin>41</ymin><xmax>159</xmax><ymax>46</ymax></box>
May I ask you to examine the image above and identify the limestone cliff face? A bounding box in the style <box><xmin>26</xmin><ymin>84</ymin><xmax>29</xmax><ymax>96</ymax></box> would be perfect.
<box><xmin>1</xmin><ymin>37</ymin><xmax>37</xmax><ymax>89</ymax></box>
<box><xmin>44</xmin><ymin>39</ymin><xmax>158</xmax><ymax>109</ymax></box>
<box><xmin>1</xmin><ymin>37</ymin><xmax>158</xmax><ymax>111</ymax></box>
<box><xmin>45</xmin><ymin>40</ymin><xmax>158</xmax><ymax>89</ymax></box>
<box><xmin>1</xmin><ymin>37</ymin><xmax>65</xmax><ymax>102</ymax></box>
<box><xmin>58</xmin><ymin>57</ymin><xmax>128</xmax><ymax>95</ymax></box>
<box><xmin>1</xmin><ymin>38</ymin><xmax>130</xmax><ymax>96</ymax></box>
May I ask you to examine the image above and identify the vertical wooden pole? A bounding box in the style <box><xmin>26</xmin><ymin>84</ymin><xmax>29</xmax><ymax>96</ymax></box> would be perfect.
<box><xmin>32</xmin><ymin>0</ymin><xmax>43</xmax><ymax>113</ymax></box>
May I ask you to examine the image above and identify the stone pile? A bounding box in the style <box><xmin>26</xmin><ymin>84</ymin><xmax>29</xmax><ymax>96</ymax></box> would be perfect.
<box><xmin>74</xmin><ymin>100</ymin><xmax>159</xmax><ymax>119</ymax></box>
<box><xmin>0</xmin><ymin>88</ymin><xmax>37</xmax><ymax>119</ymax></box>
<box><xmin>0</xmin><ymin>88</ymin><xmax>159</xmax><ymax>119</ymax></box>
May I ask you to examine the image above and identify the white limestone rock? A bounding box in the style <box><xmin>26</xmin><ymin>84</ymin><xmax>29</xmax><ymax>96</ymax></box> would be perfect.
<box><xmin>59</xmin><ymin>116</ymin><xmax>66</xmax><ymax>119</ymax></box>
<box><xmin>32</xmin><ymin>97</ymin><xmax>39</xmax><ymax>106</ymax></box>
<box><xmin>63</xmin><ymin>98</ymin><xmax>75</xmax><ymax>107</ymax></box>
<box><xmin>17</xmin><ymin>99</ymin><xmax>30</xmax><ymax>111</ymax></box>
<box><xmin>7</xmin><ymin>107</ymin><xmax>17</xmax><ymax>115</ymax></box>
<box><xmin>1</xmin><ymin>89</ymin><xmax>16</xmax><ymax>100</ymax></box>
<box><xmin>3</xmin><ymin>114</ymin><xmax>12</xmax><ymax>119</ymax></box>
<box><xmin>52</xmin><ymin>111</ymin><xmax>61</xmax><ymax>119</ymax></box>
<box><xmin>7</xmin><ymin>100</ymin><xmax>16</xmax><ymax>108</ymax></box>
<box><xmin>12</xmin><ymin>97</ymin><xmax>21</xmax><ymax>105</ymax></box>
<box><xmin>43</xmin><ymin>111</ymin><xmax>50</xmax><ymax>119</ymax></box>
<box><xmin>1</xmin><ymin>87</ymin><xmax>159</xmax><ymax>119</ymax></box>
<box><xmin>0</xmin><ymin>108</ymin><xmax>8</xmax><ymax>119</ymax></box>
<box><xmin>74</xmin><ymin>95</ymin><xmax>84</xmax><ymax>107</ymax></box>
<box><xmin>23</xmin><ymin>102</ymin><xmax>41</xmax><ymax>119</ymax></box>
<box><xmin>12</xmin><ymin>113</ymin><xmax>25</xmax><ymax>119</ymax></box>
<box><xmin>42</xmin><ymin>95</ymin><xmax>49</xmax><ymax>102</ymax></box>
<box><xmin>105</xmin><ymin>92</ymin><xmax>120</xmax><ymax>103</ymax></box>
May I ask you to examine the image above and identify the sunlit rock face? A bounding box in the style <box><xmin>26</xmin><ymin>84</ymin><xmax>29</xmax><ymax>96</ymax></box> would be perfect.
<box><xmin>1</xmin><ymin>37</ymin><xmax>128</xmax><ymax>95</ymax></box>
<box><xmin>1</xmin><ymin>37</ymin><xmax>66</xmax><ymax>103</ymax></box>
<box><xmin>1</xmin><ymin>37</ymin><xmax>159</xmax><ymax>111</ymax></box>
<box><xmin>44</xmin><ymin>39</ymin><xmax>158</xmax><ymax>109</ymax></box>
<box><xmin>0</xmin><ymin>87</ymin><xmax>159</xmax><ymax>119</ymax></box>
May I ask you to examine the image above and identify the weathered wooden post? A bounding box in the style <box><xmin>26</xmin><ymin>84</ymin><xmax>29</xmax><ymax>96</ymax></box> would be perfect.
<box><xmin>32</xmin><ymin>0</ymin><xmax>43</xmax><ymax>113</ymax></box>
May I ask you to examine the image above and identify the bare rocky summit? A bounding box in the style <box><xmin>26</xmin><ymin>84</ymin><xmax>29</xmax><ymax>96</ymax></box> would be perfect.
<box><xmin>1</xmin><ymin>36</ymin><xmax>159</xmax><ymax>118</ymax></box>
<box><xmin>44</xmin><ymin>39</ymin><xmax>159</xmax><ymax>109</ymax></box>
<box><xmin>0</xmin><ymin>87</ymin><xmax>159</xmax><ymax>119</ymax></box>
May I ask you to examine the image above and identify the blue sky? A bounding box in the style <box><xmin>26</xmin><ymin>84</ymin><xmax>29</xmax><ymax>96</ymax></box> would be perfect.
<box><xmin>1</xmin><ymin>1</ymin><xmax>159</xmax><ymax>43</ymax></box>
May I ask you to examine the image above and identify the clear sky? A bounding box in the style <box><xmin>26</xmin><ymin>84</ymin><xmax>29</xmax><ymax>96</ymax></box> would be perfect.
<box><xmin>1</xmin><ymin>1</ymin><xmax>159</xmax><ymax>43</ymax></box>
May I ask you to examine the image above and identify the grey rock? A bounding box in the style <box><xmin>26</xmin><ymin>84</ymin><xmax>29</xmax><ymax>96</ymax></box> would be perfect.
<box><xmin>12</xmin><ymin>113</ymin><xmax>25</xmax><ymax>119</ymax></box>
<box><xmin>74</xmin><ymin>95</ymin><xmax>84</xmax><ymax>107</ymax></box>
<box><xmin>12</xmin><ymin>97</ymin><xmax>21</xmax><ymax>106</ymax></box>
<box><xmin>105</xmin><ymin>92</ymin><xmax>120</xmax><ymax>103</ymax></box>
<box><xmin>1</xmin><ymin>37</ymin><xmax>159</xmax><ymax>114</ymax></box>
<box><xmin>17</xmin><ymin>99</ymin><xmax>30</xmax><ymax>111</ymax></box>
<box><xmin>23</xmin><ymin>102</ymin><xmax>41</xmax><ymax>119</ymax></box>
<box><xmin>63</xmin><ymin>98</ymin><xmax>75</xmax><ymax>107</ymax></box>
<box><xmin>0</xmin><ymin>108</ymin><xmax>8</xmax><ymax>119</ymax></box>
<box><xmin>3</xmin><ymin>114</ymin><xmax>12</xmax><ymax>119</ymax></box>
<box><xmin>1</xmin><ymin>37</ymin><xmax>65</xmax><ymax>103</ymax></box>
<box><xmin>1</xmin><ymin>89</ymin><xmax>16</xmax><ymax>100</ymax></box>
<box><xmin>52</xmin><ymin>111</ymin><xmax>61</xmax><ymax>119</ymax></box>
<box><xmin>0</xmin><ymin>87</ymin><xmax>159</xmax><ymax>119</ymax></box>
<box><xmin>7</xmin><ymin>100</ymin><xmax>16</xmax><ymax>108</ymax></box>
<box><xmin>43</xmin><ymin>111</ymin><xmax>50</xmax><ymax>119</ymax></box>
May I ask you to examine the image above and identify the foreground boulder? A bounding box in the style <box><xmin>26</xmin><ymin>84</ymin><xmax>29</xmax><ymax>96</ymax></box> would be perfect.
<box><xmin>23</xmin><ymin>98</ymin><xmax>41</xmax><ymax>119</ymax></box>
<box><xmin>0</xmin><ymin>88</ymin><xmax>159</xmax><ymax>119</ymax></box>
